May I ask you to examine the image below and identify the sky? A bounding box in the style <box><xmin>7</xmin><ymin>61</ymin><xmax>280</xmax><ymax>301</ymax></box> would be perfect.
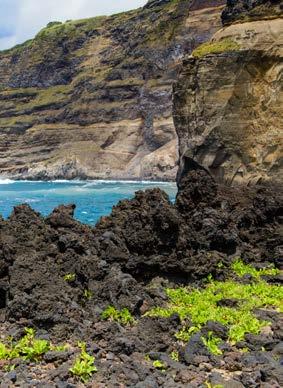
<box><xmin>0</xmin><ymin>0</ymin><xmax>147</xmax><ymax>50</ymax></box>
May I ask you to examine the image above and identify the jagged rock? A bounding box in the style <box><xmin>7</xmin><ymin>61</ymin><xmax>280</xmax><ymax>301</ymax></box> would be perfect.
<box><xmin>183</xmin><ymin>333</ymin><xmax>210</xmax><ymax>365</ymax></box>
<box><xmin>0</xmin><ymin>166</ymin><xmax>280</xmax><ymax>333</ymax></box>
<box><xmin>0</xmin><ymin>164</ymin><xmax>281</xmax><ymax>386</ymax></box>
<box><xmin>222</xmin><ymin>0</ymin><xmax>282</xmax><ymax>25</ymax></box>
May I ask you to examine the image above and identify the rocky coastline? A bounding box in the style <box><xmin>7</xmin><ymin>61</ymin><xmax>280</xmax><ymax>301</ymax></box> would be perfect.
<box><xmin>0</xmin><ymin>0</ymin><xmax>282</xmax><ymax>387</ymax></box>
<box><xmin>0</xmin><ymin>164</ymin><xmax>282</xmax><ymax>387</ymax></box>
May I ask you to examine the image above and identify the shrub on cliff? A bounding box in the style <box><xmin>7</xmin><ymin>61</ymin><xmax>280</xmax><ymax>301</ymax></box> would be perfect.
<box><xmin>46</xmin><ymin>21</ymin><xmax>62</xmax><ymax>28</ymax></box>
<box><xmin>192</xmin><ymin>38</ymin><xmax>240</xmax><ymax>58</ymax></box>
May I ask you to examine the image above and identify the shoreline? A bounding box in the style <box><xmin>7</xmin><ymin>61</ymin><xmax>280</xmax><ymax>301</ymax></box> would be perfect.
<box><xmin>0</xmin><ymin>178</ymin><xmax>177</xmax><ymax>185</ymax></box>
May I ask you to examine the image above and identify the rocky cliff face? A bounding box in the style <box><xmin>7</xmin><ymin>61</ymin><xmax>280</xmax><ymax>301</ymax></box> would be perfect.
<box><xmin>222</xmin><ymin>0</ymin><xmax>282</xmax><ymax>25</ymax></box>
<box><xmin>173</xmin><ymin>0</ymin><xmax>282</xmax><ymax>185</ymax></box>
<box><xmin>0</xmin><ymin>0</ymin><xmax>225</xmax><ymax>181</ymax></box>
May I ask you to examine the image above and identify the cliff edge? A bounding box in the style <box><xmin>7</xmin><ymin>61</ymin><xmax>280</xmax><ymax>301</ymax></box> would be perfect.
<box><xmin>173</xmin><ymin>0</ymin><xmax>282</xmax><ymax>185</ymax></box>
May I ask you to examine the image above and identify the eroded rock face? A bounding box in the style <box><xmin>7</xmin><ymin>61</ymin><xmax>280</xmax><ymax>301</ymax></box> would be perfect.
<box><xmin>222</xmin><ymin>0</ymin><xmax>282</xmax><ymax>25</ymax></box>
<box><xmin>0</xmin><ymin>0</ymin><xmax>225</xmax><ymax>181</ymax></box>
<box><xmin>173</xmin><ymin>1</ymin><xmax>282</xmax><ymax>185</ymax></box>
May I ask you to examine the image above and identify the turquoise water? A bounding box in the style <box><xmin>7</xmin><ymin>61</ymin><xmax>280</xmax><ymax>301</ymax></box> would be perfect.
<box><xmin>0</xmin><ymin>179</ymin><xmax>177</xmax><ymax>225</ymax></box>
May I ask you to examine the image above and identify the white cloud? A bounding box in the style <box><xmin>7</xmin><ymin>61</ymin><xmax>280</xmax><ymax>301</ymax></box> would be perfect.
<box><xmin>0</xmin><ymin>0</ymin><xmax>147</xmax><ymax>50</ymax></box>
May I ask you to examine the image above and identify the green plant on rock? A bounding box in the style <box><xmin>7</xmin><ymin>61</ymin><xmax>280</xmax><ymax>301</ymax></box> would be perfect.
<box><xmin>101</xmin><ymin>306</ymin><xmax>135</xmax><ymax>325</ymax></box>
<box><xmin>119</xmin><ymin>307</ymin><xmax>135</xmax><ymax>325</ymax></box>
<box><xmin>101</xmin><ymin>305</ymin><xmax>118</xmax><ymax>321</ymax></box>
<box><xmin>232</xmin><ymin>259</ymin><xmax>279</xmax><ymax>279</ymax></box>
<box><xmin>63</xmin><ymin>273</ymin><xmax>76</xmax><ymax>282</ymax></box>
<box><xmin>201</xmin><ymin>331</ymin><xmax>223</xmax><ymax>356</ymax></box>
<box><xmin>170</xmin><ymin>350</ymin><xmax>179</xmax><ymax>362</ymax></box>
<box><xmin>152</xmin><ymin>359</ymin><xmax>167</xmax><ymax>371</ymax></box>
<box><xmin>144</xmin><ymin>354</ymin><xmax>151</xmax><ymax>362</ymax></box>
<box><xmin>51</xmin><ymin>344</ymin><xmax>69</xmax><ymax>352</ymax></box>
<box><xmin>83</xmin><ymin>289</ymin><xmax>93</xmax><ymax>300</ymax></box>
<box><xmin>175</xmin><ymin>325</ymin><xmax>200</xmax><ymax>342</ymax></box>
<box><xmin>70</xmin><ymin>342</ymin><xmax>97</xmax><ymax>383</ymax></box>
<box><xmin>9</xmin><ymin>328</ymin><xmax>50</xmax><ymax>361</ymax></box>
<box><xmin>239</xmin><ymin>347</ymin><xmax>249</xmax><ymax>353</ymax></box>
<box><xmin>205</xmin><ymin>382</ymin><xmax>224</xmax><ymax>388</ymax></box>
<box><xmin>192</xmin><ymin>38</ymin><xmax>240</xmax><ymax>58</ymax></box>
<box><xmin>0</xmin><ymin>328</ymin><xmax>68</xmax><ymax>363</ymax></box>
<box><xmin>146</xmin><ymin>270</ymin><xmax>283</xmax><ymax>345</ymax></box>
<box><xmin>0</xmin><ymin>342</ymin><xmax>9</xmax><ymax>359</ymax></box>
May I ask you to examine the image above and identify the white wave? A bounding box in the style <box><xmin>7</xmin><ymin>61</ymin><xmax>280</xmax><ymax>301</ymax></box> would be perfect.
<box><xmin>82</xmin><ymin>179</ymin><xmax>176</xmax><ymax>188</ymax></box>
<box><xmin>51</xmin><ymin>179</ymin><xmax>85</xmax><ymax>184</ymax></box>
<box><xmin>14</xmin><ymin>197</ymin><xmax>40</xmax><ymax>203</ymax></box>
<box><xmin>0</xmin><ymin>178</ymin><xmax>176</xmax><ymax>186</ymax></box>
<box><xmin>0</xmin><ymin>178</ymin><xmax>16</xmax><ymax>184</ymax></box>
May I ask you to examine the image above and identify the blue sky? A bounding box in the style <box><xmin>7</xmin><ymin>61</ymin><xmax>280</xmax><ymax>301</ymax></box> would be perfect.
<box><xmin>0</xmin><ymin>0</ymin><xmax>147</xmax><ymax>50</ymax></box>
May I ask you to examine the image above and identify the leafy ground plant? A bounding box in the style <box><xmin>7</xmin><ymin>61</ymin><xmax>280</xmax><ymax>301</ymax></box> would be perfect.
<box><xmin>63</xmin><ymin>273</ymin><xmax>76</xmax><ymax>282</ymax></box>
<box><xmin>0</xmin><ymin>327</ymin><xmax>67</xmax><ymax>362</ymax></box>
<box><xmin>83</xmin><ymin>289</ymin><xmax>93</xmax><ymax>300</ymax></box>
<box><xmin>170</xmin><ymin>350</ymin><xmax>179</xmax><ymax>361</ymax></box>
<box><xmin>232</xmin><ymin>259</ymin><xmax>279</xmax><ymax>279</ymax></box>
<box><xmin>146</xmin><ymin>261</ymin><xmax>282</xmax><ymax>347</ymax></box>
<box><xmin>152</xmin><ymin>360</ymin><xmax>167</xmax><ymax>371</ymax></box>
<box><xmin>101</xmin><ymin>306</ymin><xmax>135</xmax><ymax>325</ymax></box>
<box><xmin>70</xmin><ymin>342</ymin><xmax>97</xmax><ymax>383</ymax></box>
<box><xmin>201</xmin><ymin>332</ymin><xmax>223</xmax><ymax>355</ymax></box>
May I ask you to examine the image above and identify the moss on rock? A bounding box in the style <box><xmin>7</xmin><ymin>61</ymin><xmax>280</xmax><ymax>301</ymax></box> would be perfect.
<box><xmin>192</xmin><ymin>38</ymin><xmax>240</xmax><ymax>58</ymax></box>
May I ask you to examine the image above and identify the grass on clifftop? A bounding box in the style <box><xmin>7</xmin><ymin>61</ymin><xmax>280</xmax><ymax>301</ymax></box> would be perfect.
<box><xmin>146</xmin><ymin>260</ymin><xmax>282</xmax><ymax>349</ymax></box>
<box><xmin>35</xmin><ymin>16</ymin><xmax>106</xmax><ymax>41</ymax></box>
<box><xmin>0</xmin><ymin>17</ymin><xmax>107</xmax><ymax>56</ymax></box>
<box><xmin>192</xmin><ymin>38</ymin><xmax>240</xmax><ymax>58</ymax></box>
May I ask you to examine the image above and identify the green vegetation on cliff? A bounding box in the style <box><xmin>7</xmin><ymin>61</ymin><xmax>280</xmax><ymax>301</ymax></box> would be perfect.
<box><xmin>0</xmin><ymin>16</ymin><xmax>107</xmax><ymax>56</ymax></box>
<box><xmin>192</xmin><ymin>38</ymin><xmax>240</xmax><ymax>58</ymax></box>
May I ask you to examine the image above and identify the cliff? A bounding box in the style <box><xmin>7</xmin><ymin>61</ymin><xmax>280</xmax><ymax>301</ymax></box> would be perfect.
<box><xmin>173</xmin><ymin>0</ymin><xmax>282</xmax><ymax>185</ymax></box>
<box><xmin>0</xmin><ymin>0</ymin><xmax>225</xmax><ymax>181</ymax></box>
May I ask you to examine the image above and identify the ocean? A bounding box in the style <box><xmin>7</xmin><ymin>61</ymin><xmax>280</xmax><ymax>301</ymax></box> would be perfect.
<box><xmin>0</xmin><ymin>179</ymin><xmax>177</xmax><ymax>225</ymax></box>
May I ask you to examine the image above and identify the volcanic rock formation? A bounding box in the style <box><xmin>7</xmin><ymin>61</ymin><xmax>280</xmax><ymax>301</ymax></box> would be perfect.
<box><xmin>0</xmin><ymin>166</ymin><xmax>282</xmax><ymax>386</ymax></box>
